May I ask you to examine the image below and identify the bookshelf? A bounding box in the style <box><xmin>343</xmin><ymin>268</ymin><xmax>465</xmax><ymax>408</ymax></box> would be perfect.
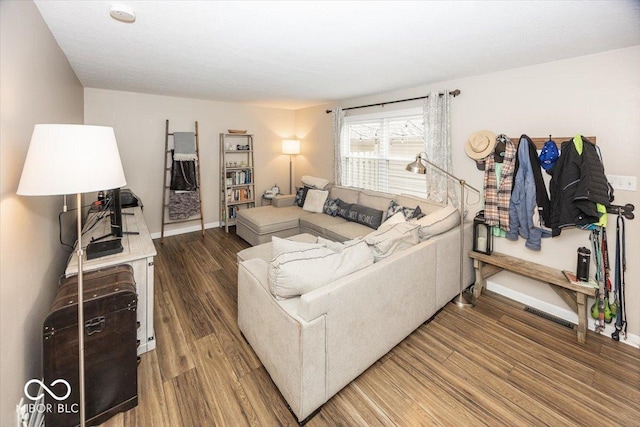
<box><xmin>220</xmin><ymin>133</ymin><xmax>255</xmax><ymax>232</ymax></box>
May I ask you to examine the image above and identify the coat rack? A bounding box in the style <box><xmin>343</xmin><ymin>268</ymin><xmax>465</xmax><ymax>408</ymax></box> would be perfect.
<box><xmin>606</xmin><ymin>203</ymin><xmax>635</xmax><ymax>220</ymax></box>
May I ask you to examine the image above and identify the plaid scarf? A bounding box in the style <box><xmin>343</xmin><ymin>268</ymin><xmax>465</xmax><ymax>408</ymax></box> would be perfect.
<box><xmin>483</xmin><ymin>135</ymin><xmax>516</xmax><ymax>230</ymax></box>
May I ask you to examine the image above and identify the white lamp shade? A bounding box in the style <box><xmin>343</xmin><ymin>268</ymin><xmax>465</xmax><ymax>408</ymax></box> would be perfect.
<box><xmin>282</xmin><ymin>139</ymin><xmax>301</xmax><ymax>155</ymax></box>
<box><xmin>17</xmin><ymin>124</ymin><xmax>126</xmax><ymax>196</ymax></box>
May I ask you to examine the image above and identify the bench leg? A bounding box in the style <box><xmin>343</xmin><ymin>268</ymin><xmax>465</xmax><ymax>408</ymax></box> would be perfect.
<box><xmin>472</xmin><ymin>259</ymin><xmax>486</xmax><ymax>299</ymax></box>
<box><xmin>576</xmin><ymin>293</ymin><xmax>588</xmax><ymax>343</ymax></box>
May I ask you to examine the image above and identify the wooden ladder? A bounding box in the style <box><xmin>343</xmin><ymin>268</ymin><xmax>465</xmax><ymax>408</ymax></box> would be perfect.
<box><xmin>160</xmin><ymin>120</ymin><xmax>205</xmax><ymax>244</ymax></box>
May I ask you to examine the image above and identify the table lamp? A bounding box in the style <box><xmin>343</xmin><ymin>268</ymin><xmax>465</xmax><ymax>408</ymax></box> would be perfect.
<box><xmin>17</xmin><ymin>124</ymin><xmax>126</xmax><ymax>427</ymax></box>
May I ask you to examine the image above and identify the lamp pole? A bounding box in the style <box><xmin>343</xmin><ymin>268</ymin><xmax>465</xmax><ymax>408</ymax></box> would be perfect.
<box><xmin>76</xmin><ymin>193</ymin><xmax>86</xmax><ymax>427</ymax></box>
<box><xmin>406</xmin><ymin>152</ymin><xmax>479</xmax><ymax>307</ymax></box>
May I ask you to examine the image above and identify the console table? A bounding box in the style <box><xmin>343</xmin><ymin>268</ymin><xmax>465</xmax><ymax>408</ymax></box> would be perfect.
<box><xmin>468</xmin><ymin>251</ymin><xmax>598</xmax><ymax>343</ymax></box>
<box><xmin>66</xmin><ymin>206</ymin><xmax>156</xmax><ymax>355</ymax></box>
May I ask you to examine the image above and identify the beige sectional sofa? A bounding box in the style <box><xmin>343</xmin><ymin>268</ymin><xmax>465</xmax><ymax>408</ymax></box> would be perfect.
<box><xmin>236</xmin><ymin>185</ymin><xmax>454</xmax><ymax>245</ymax></box>
<box><xmin>235</xmin><ymin>185</ymin><xmax>475</xmax><ymax>422</ymax></box>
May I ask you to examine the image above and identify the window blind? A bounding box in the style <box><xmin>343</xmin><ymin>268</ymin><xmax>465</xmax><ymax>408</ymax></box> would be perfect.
<box><xmin>340</xmin><ymin>110</ymin><xmax>426</xmax><ymax>197</ymax></box>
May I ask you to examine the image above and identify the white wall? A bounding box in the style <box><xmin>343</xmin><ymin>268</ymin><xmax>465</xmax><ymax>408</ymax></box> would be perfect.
<box><xmin>295</xmin><ymin>46</ymin><xmax>640</xmax><ymax>342</ymax></box>
<box><xmin>0</xmin><ymin>1</ymin><xmax>84</xmax><ymax>425</ymax></box>
<box><xmin>84</xmin><ymin>89</ymin><xmax>296</xmax><ymax>235</ymax></box>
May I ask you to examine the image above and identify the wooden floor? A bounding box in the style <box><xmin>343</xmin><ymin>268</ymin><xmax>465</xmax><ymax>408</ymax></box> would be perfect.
<box><xmin>102</xmin><ymin>228</ymin><xmax>640</xmax><ymax>427</ymax></box>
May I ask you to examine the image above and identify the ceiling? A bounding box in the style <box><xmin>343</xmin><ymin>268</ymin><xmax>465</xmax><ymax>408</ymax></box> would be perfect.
<box><xmin>35</xmin><ymin>1</ymin><xmax>640</xmax><ymax>110</ymax></box>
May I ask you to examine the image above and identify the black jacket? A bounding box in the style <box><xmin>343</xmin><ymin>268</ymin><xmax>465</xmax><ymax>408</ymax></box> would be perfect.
<box><xmin>549</xmin><ymin>137</ymin><xmax>612</xmax><ymax>236</ymax></box>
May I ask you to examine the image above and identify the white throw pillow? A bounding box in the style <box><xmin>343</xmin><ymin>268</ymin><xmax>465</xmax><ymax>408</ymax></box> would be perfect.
<box><xmin>317</xmin><ymin>236</ymin><xmax>363</xmax><ymax>252</ymax></box>
<box><xmin>364</xmin><ymin>221</ymin><xmax>420</xmax><ymax>261</ymax></box>
<box><xmin>414</xmin><ymin>205</ymin><xmax>460</xmax><ymax>240</ymax></box>
<box><xmin>383</xmin><ymin>211</ymin><xmax>406</xmax><ymax>225</ymax></box>
<box><xmin>301</xmin><ymin>175</ymin><xmax>330</xmax><ymax>190</ymax></box>
<box><xmin>271</xmin><ymin>236</ymin><xmax>324</xmax><ymax>259</ymax></box>
<box><xmin>302</xmin><ymin>189</ymin><xmax>329</xmax><ymax>213</ymax></box>
<box><xmin>268</xmin><ymin>241</ymin><xmax>374</xmax><ymax>299</ymax></box>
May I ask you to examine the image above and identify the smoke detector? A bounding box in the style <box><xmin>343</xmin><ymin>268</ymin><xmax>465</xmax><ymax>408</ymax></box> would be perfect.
<box><xmin>110</xmin><ymin>4</ymin><xmax>136</xmax><ymax>23</ymax></box>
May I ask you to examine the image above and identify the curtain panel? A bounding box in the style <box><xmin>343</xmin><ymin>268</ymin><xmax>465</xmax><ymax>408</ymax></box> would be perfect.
<box><xmin>423</xmin><ymin>90</ymin><xmax>457</xmax><ymax>206</ymax></box>
<box><xmin>332</xmin><ymin>107</ymin><xmax>345</xmax><ymax>186</ymax></box>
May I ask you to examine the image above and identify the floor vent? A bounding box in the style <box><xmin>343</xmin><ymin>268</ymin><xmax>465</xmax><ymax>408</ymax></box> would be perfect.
<box><xmin>524</xmin><ymin>306</ymin><xmax>574</xmax><ymax>329</ymax></box>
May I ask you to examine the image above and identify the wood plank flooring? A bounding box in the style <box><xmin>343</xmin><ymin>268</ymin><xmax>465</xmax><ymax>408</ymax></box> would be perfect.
<box><xmin>102</xmin><ymin>228</ymin><xmax>640</xmax><ymax>427</ymax></box>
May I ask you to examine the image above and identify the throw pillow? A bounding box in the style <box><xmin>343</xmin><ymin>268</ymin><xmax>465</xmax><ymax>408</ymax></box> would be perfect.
<box><xmin>386</xmin><ymin>200</ymin><xmax>403</xmax><ymax>219</ymax></box>
<box><xmin>358</xmin><ymin>191</ymin><xmax>395</xmax><ymax>221</ymax></box>
<box><xmin>336</xmin><ymin>201</ymin><xmax>384</xmax><ymax>229</ymax></box>
<box><xmin>336</xmin><ymin>200</ymin><xmax>353</xmax><ymax>220</ymax></box>
<box><xmin>317</xmin><ymin>236</ymin><xmax>363</xmax><ymax>252</ymax></box>
<box><xmin>414</xmin><ymin>205</ymin><xmax>460</xmax><ymax>240</ymax></box>
<box><xmin>294</xmin><ymin>185</ymin><xmax>312</xmax><ymax>207</ymax></box>
<box><xmin>271</xmin><ymin>236</ymin><xmax>325</xmax><ymax>259</ymax></box>
<box><xmin>364</xmin><ymin>221</ymin><xmax>420</xmax><ymax>261</ymax></box>
<box><xmin>323</xmin><ymin>197</ymin><xmax>340</xmax><ymax>216</ymax></box>
<box><xmin>383</xmin><ymin>211</ymin><xmax>406</xmax><ymax>225</ymax></box>
<box><xmin>402</xmin><ymin>205</ymin><xmax>424</xmax><ymax>220</ymax></box>
<box><xmin>268</xmin><ymin>241</ymin><xmax>374</xmax><ymax>299</ymax></box>
<box><xmin>350</xmin><ymin>204</ymin><xmax>384</xmax><ymax>229</ymax></box>
<box><xmin>396</xmin><ymin>194</ymin><xmax>446</xmax><ymax>216</ymax></box>
<box><xmin>303</xmin><ymin>189</ymin><xmax>329</xmax><ymax>213</ymax></box>
<box><xmin>301</xmin><ymin>175</ymin><xmax>330</xmax><ymax>190</ymax></box>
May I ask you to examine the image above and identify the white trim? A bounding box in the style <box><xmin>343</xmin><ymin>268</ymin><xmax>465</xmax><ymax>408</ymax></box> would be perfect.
<box><xmin>151</xmin><ymin>221</ymin><xmax>219</xmax><ymax>240</ymax></box>
<box><xmin>486</xmin><ymin>279</ymin><xmax>640</xmax><ymax>349</ymax></box>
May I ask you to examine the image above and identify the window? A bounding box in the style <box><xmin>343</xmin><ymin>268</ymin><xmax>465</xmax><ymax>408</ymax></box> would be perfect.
<box><xmin>340</xmin><ymin>109</ymin><xmax>426</xmax><ymax>197</ymax></box>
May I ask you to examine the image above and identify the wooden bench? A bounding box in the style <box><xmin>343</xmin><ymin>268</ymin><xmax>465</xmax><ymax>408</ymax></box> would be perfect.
<box><xmin>468</xmin><ymin>251</ymin><xmax>598</xmax><ymax>343</ymax></box>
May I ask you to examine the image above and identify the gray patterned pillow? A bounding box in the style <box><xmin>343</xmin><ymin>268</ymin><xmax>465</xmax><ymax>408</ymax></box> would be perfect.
<box><xmin>388</xmin><ymin>200</ymin><xmax>424</xmax><ymax>220</ymax></box>
<box><xmin>387</xmin><ymin>200</ymin><xmax>403</xmax><ymax>218</ymax></box>
<box><xmin>323</xmin><ymin>197</ymin><xmax>340</xmax><ymax>216</ymax></box>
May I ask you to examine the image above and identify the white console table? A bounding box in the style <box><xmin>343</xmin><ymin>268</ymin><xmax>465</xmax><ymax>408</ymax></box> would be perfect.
<box><xmin>66</xmin><ymin>206</ymin><xmax>156</xmax><ymax>355</ymax></box>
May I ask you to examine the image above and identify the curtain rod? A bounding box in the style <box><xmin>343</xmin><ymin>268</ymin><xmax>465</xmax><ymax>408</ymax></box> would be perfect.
<box><xmin>325</xmin><ymin>89</ymin><xmax>460</xmax><ymax>114</ymax></box>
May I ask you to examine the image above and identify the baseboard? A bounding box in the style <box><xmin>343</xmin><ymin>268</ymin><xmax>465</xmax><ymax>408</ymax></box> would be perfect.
<box><xmin>486</xmin><ymin>280</ymin><xmax>640</xmax><ymax>349</ymax></box>
<box><xmin>150</xmin><ymin>221</ymin><xmax>219</xmax><ymax>240</ymax></box>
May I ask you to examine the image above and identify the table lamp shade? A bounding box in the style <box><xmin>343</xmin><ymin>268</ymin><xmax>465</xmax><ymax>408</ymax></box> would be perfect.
<box><xmin>282</xmin><ymin>139</ymin><xmax>301</xmax><ymax>155</ymax></box>
<box><xmin>17</xmin><ymin>124</ymin><xmax>126</xmax><ymax>196</ymax></box>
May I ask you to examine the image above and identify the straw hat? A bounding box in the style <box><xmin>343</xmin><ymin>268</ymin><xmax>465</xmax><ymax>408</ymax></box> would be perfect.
<box><xmin>465</xmin><ymin>130</ymin><xmax>497</xmax><ymax>160</ymax></box>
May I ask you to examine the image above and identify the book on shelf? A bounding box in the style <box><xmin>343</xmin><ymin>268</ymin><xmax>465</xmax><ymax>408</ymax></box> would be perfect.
<box><xmin>562</xmin><ymin>271</ymin><xmax>598</xmax><ymax>289</ymax></box>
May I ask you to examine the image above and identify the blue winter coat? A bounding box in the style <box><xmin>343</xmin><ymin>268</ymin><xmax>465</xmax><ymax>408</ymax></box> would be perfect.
<box><xmin>506</xmin><ymin>135</ymin><xmax>551</xmax><ymax>250</ymax></box>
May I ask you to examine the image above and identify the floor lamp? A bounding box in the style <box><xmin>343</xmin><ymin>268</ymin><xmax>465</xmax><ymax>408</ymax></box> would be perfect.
<box><xmin>282</xmin><ymin>139</ymin><xmax>300</xmax><ymax>194</ymax></box>
<box><xmin>17</xmin><ymin>124</ymin><xmax>127</xmax><ymax>427</ymax></box>
<box><xmin>406</xmin><ymin>152</ymin><xmax>479</xmax><ymax>307</ymax></box>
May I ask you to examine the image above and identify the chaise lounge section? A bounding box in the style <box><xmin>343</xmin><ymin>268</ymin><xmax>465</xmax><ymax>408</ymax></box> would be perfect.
<box><xmin>236</xmin><ymin>184</ymin><xmax>475</xmax><ymax>422</ymax></box>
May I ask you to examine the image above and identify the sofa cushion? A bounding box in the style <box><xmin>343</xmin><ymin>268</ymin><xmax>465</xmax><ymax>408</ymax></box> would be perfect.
<box><xmin>324</xmin><ymin>221</ymin><xmax>373</xmax><ymax>242</ymax></box>
<box><xmin>329</xmin><ymin>186</ymin><xmax>359</xmax><ymax>204</ymax></box>
<box><xmin>396</xmin><ymin>194</ymin><xmax>446</xmax><ymax>215</ymax></box>
<box><xmin>358</xmin><ymin>191</ymin><xmax>395</xmax><ymax>220</ymax></box>
<box><xmin>364</xmin><ymin>221</ymin><xmax>420</xmax><ymax>261</ymax></box>
<box><xmin>414</xmin><ymin>205</ymin><xmax>460</xmax><ymax>240</ymax></box>
<box><xmin>268</xmin><ymin>241</ymin><xmax>373</xmax><ymax>299</ymax></box>
<box><xmin>300</xmin><ymin>212</ymin><xmax>348</xmax><ymax>236</ymax></box>
<box><xmin>236</xmin><ymin>205</ymin><xmax>307</xmax><ymax>235</ymax></box>
<box><xmin>302</xmin><ymin>189</ymin><xmax>329</xmax><ymax>213</ymax></box>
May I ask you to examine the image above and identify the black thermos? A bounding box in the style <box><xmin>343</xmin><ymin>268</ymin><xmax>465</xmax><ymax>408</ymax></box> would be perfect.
<box><xmin>576</xmin><ymin>247</ymin><xmax>591</xmax><ymax>281</ymax></box>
